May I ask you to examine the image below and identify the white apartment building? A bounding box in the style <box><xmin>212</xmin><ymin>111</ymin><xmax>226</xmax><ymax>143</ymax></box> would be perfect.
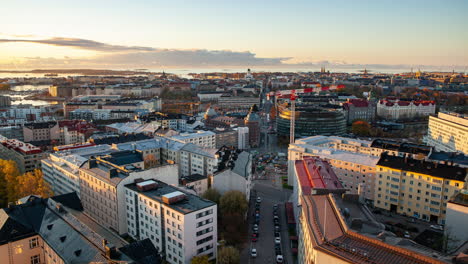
<box><xmin>125</xmin><ymin>179</ymin><xmax>217</xmax><ymax>264</ymax></box>
<box><xmin>377</xmin><ymin>99</ymin><xmax>436</xmax><ymax>120</ymax></box>
<box><xmin>170</xmin><ymin>131</ymin><xmax>216</xmax><ymax>148</ymax></box>
<box><xmin>42</xmin><ymin>144</ymin><xmax>114</xmax><ymax>196</ymax></box>
<box><xmin>234</xmin><ymin>127</ymin><xmax>249</xmax><ymax>149</ymax></box>
<box><xmin>288</xmin><ymin>136</ymin><xmax>434</xmax><ymax>201</ymax></box>
<box><xmin>116</xmin><ymin>138</ymin><xmax>219</xmax><ymax>177</ymax></box>
<box><xmin>79</xmin><ymin>153</ymin><xmax>179</xmax><ymax>235</ymax></box>
<box><xmin>424</xmin><ymin>112</ymin><xmax>467</xmax><ymax>154</ymax></box>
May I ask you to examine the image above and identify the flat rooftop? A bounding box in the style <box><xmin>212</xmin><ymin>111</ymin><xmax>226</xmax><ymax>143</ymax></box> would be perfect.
<box><xmin>125</xmin><ymin>180</ymin><xmax>215</xmax><ymax>214</ymax></box>
<box><xmin>377</xmin><ymin>153</ymin><xmax>467</xmax><ymax>181</ymax></box>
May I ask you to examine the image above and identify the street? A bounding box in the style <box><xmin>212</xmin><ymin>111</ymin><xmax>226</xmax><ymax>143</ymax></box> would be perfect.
<box><xmin>240</xmin><ymin>180</ymin><xmax>293</xmax><ymax>264</ymax></box>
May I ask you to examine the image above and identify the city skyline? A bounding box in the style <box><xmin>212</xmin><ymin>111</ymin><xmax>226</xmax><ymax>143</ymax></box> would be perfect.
<box><xmin>1</xmin><ymin>0</ymin><xmax>467</xmax><ymax>70</ymax></box>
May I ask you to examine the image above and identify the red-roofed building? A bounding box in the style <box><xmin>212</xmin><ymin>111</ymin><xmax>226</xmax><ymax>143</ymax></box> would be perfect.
<box><xmin>58</xmin><ymin>120</ymin><xmax>99</xmax><ymax>145</ymax></box>
<box><xmin>342</xmin><ymin>99</ymin><xmax>376</xmax><ymax>124</ymax></box>
<box><xmin>0</xmin><ymin>138</ymin><xmax>46</xmax><ymax>173</ymax></box>
<box><xmin>377</xmin><ymin>98</ymin><xmax>435</xmax><ymax>120</ymax></box>
<box><xmin>294</xmin><ymin>157</ymin><xmax>346</xmax><ymax>196</ymax></box>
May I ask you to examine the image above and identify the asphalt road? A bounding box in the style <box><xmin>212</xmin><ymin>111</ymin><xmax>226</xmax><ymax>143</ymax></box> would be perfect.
<box><xmin>240</xmin><ymin>181</ymin><xmax>293</xmax><ymax>264</ymax></box>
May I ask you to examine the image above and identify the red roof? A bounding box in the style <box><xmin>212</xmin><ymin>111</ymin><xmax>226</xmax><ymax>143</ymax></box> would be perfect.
<box><xmin>295</xmin><ymin>157</ymin><xmax>344</xmax><ymax>194</ymax></box>
<box><xmin>347</xmin><ymin>99</ymin><xmax>369</xmax><ymax>107</ymax></box>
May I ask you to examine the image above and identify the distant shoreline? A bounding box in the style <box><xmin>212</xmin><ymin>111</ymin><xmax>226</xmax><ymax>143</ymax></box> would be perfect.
<box><xmin>0</xmin><ymin>69</ymin><xmax>154</xmax><ymax>75</ymax></box>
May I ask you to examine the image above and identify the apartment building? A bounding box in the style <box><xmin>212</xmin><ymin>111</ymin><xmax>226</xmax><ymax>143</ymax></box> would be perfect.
<box><xmin>217</xmin><ymin>95</ymin><xmax>260</xmax><ymax>110</ymax></box>
<box><xmin>445</xmin><ymin>190</ymin><xmax>468</xmax><ymax>250</ymax></box>
<box><xmin>79</xmin><ymin>152</ymin><xmax>179</xmax><ymax>234</ymax></box>
<box><xmin>170</xmin><ymin>131</ymin><xmax>216</xmax><ymax>148</ymax></box>
<box><xmin>424</xmin><ymin>112</ymin><xmax>467</xmax><ymax>154</ymax></box>
<box><xmin>374</xmin><ymin>153</ymin><xmax>467</xmax><ymax>224</ymax></box>
<box><xmin>180</xmin><ymin>174</ymin><xmax>209</xmax><ymax>195</ymax></box>
<box><xmin>377</xmin><ymin>98</ymin><xmax>436</xmax><ymax>120</ymax></box>
<box><xmin>42</xmin><ymin>144</ymin><xmax>114</xmax><ymax>196</ymax></box>
<box><xmin>0</xmin><ymin>194</ymin><xmax>161</xmax><ymax>264</ymax></box>
<box><xmin>0</xmin><ymin>138</ymin><xmax>46</xmax><ymax>173</ymax></box>
<box><xmin>116</xmin><ymin>138</ymin><xmax>219</xmax><ymax>177</ymax></box>
<box><xmin>234</xmin><ymin>127</ymin><xmax>249</xmax><ymax>149</ymax></box>
<box><xmin>342</xmin><ymin>98</ymin><xmax>376</xmax><ymax>124</ymax></box>
<box><xmin>23</xmin><ymin>121</ymin><xmax>60</xmax><ymax>143</ymax></box>
<box><xmin>288</xmin><ymin>136</ymin><xmax>433</xmax><ymax>187</ymax></box>
<box><xmin>292</xmin><ymin>157</ymin><xmax>446</xmax><ymax>264</ymax></box>
<box><xmin>125</xmin><ymin>179</ymin><xmax>217</xmax><ymax>264</ymax></box>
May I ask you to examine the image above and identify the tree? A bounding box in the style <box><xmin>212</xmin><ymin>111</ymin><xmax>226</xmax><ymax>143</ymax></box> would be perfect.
<box><xmin>144</xmin><ymin>154</ymin><xmax>158</xmax><ymax>169</ymax></box>
<box><xmin>190</xmin><ymin>255</ymin><xmax>210</xmax><ymax>264</ymax></box>
<box><xmin>219</xmin><ymin>191</ymin><xmax>248</xmax><ymax>216</ymax></box>
<box><xmin>202</xmin><ymin>188</ymin><xmax>221</xmax><ymax>204</ymax></box>
<box><xmin>13</xmin><ymin>169</ymin><xmax>53</xmax><ymax>202</ymax></box>
<box><xmin>351</xmin><ymin>120</ymin><xmax>371</xmax><ymax>136</ymax></box>
<box><xmin>0</xmin><ymin>159</ymin><xmax>20</xmax><ymax>207</ymax></box>
<box><xmin>218</xmin><ymin>246</ymin><xmax>240</xmax><ymax>264</ymax></box>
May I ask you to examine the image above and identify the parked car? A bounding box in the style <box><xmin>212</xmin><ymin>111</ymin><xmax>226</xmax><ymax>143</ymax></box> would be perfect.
<box><xmin>257</xmin><ymin>197</ymin><xmax>262</xmax><ymax>203</ymax></box>
<box><xmin>252</xmin><ymin>233</ymin><xmax>258</xmax><ymax>242</ymax></box>
<box><xmin>275</xmin><ymin>237</ymin><xmax>281</xmax><ymax>244</ymax></box>
<box><xmin>276</xmin><ymin>255</ymin><xmax>284</xmax><ymax>263</ymax></box>
<box><xmin>430</xmin><ymin>225</ymin><xmax>443</xmax><ymax>231</ymax></box>
<box><xmin>275</xmin><ymin>225</ymin><xmax>280</xmax><ymax>232</ymax></box>
<box><xmin>253</xmin><ymin>224</ymin><xmax>259</xmax><ymax>232</ymax></box>
<box><xmin>274</xmin><ymin>232</ymin><xmax>280</xmax><ymax>238</ymax></box>
<box><xmin>273</xmin><ymin>204</ymin><xmax>278</xmax><ymax>210</ymax></box>
<box><xmin>404</xmin><ymin>231</ymin><xmax>411</xmax><ymax>238</ymax></box>
<box><xmin>251</xmin><ymin>248</ymin><xmax>257</xmax><ymax>258</ymax></box>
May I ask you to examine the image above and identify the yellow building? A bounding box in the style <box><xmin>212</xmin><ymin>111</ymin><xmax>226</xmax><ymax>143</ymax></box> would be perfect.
<box><xmin>424</xmin><ymin>112</ymin><xmax>468</xmax><ymax>154</ymax></box>
<box><xmin>374</xmin><ymin>153</ymin><xmax>467</xmax><ymax>224</ymax></box>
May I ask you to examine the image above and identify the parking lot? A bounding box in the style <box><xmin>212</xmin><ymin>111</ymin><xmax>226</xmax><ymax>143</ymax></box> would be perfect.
<box><xmin>240</xmin><ymin>182</ymin><xmax>293</xmax><ymax>264</ymax></box>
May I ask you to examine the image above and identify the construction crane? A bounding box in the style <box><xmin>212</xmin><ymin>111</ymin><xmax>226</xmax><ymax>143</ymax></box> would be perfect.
<box><xmin>266</xmin><ymin>84</ymin><xmax>345</xmax><ymax>143</ymax></box>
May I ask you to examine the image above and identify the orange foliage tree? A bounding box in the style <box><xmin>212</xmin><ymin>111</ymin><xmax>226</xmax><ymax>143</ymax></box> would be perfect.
<box><xmin>352</xmin><ymin>120</ymin><xmax>371</xmax><ymax>136</ymax></box>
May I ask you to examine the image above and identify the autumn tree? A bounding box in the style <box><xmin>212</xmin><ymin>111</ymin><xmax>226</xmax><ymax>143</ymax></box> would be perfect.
<box><xmin>13</xmin><ymin>169</ymin><xmax>53</xmax><ymax>202</ymax></box>
<box><xmin>0</xmin><ymin>159</ymin><xmax>20</xmax><ymax>207</ymax></box>
<box><xmin>218</xmin><ymin>246</ymin><xmax>240</xmax><ymax>264</ymax></box>
<box><xmin>144</xmin><ymin>154</ymin><xmax>158</xmax><ymax>169</ymax></box>
<box><xmin>219</xmin><ymin>190</ymin><xmax>248</xmax><ymax>216</ymax></box>
<box><xmin>351</xmin><ymin>120</ymin><xmax>371</xmax><ymax>136</ymax></box>
<box><xmin>202</xmin><ymin>188</ymin><xmax>221</xmax><ymax>204</ymax></box>
<box><xmin>190</xmin><ymin>255</ymin><xmax>210</xmax><ymax>264</ymax></box>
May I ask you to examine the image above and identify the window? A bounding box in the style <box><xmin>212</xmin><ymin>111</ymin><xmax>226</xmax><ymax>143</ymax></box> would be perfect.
<box><xmin>31</xmin><ymin>255</ymin><xmax>40</xmax><ymax>264</ymax></box>
<box><xmin>29</xmin><ymin>237</ymin><xmax>39</xmax><ymax>249</ymax></box>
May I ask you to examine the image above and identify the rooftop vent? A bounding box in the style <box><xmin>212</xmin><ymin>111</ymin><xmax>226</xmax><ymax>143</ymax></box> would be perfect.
<box><xmin>74</xmin><ymin>249</ymin><xmax>82</xmax><ymax>257</ymax></box>
<box><xmin>60</xmin><ymin>236</ymin><xmax>66</xmax><ymax>242</ymax></box>
<box><xmin>136</xmin><ymin>180</ymin><xmax>158</xmax><ymax>192</ymax></box>
<box><xmin>162</xmin><ymin>191</ymin><xmax>186</xmax><ymax>204</ymax></box>
<box><xmin>47</xmin><ymin>224</ymin><xmax>53</xmax><ymax>230</ymax></box>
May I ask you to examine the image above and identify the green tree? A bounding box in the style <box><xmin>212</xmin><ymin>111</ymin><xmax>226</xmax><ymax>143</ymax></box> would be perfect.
<box><xmin>351</xmin><ymin>120</ymin><xmax>371</xmax><ymax>136</ymax></box>
<box><xmin>218</xmin><ymin>246</ymin><xmax>240</xmax><ymax>264</ymax></box>
<box><xmin>220</xmin><ymin>191</ymin><xmax>248</xmax><ymax>216</ymax></box>
<box><xmin>202</xmin><ymin>188</ymin><xmax>221</xmax><ymax>204</ymax></box>
<box><xmin>190</xmin><ymin>255</ymin><xmax>210</xmax><ymax>264</ymax></box>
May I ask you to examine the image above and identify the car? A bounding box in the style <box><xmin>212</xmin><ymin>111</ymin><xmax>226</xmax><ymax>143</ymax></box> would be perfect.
<box><xmin>253</xmin><ymin>230</ymin><xmax>259</xmax><ymax>237</ymax></box>
<box><xmin>273</xmin><ymin>210</ymin><xmax>278</xmax><ymax>216</ymax></box>
<box><xmin>276</xmin><ymin>255</ymin><xmax>284</xmax><ymax>263</ymax></box>
<box><xmin>274</xmin><ymin>215</ymin><xmax>279</xmax><ymax>220</ymax></box>
<box><xmin>255</xmin><ymin>203</ymin><xmax>260</xmax><ymax>209</ymax></box>
<box><xmin>404</xmin><ymin>231</ymin><xmax>411</xmax><ymax>238</ymax></box>
<box><xmin>257</xmin><ymin>197</ymin><xmax>262</xmax><ymax>203</ymax></box>
<box><xmin>253</xmin><ymin>224</ymin><xmax>259</xmax><ymax>232</ymax></box>
<box><xmin>275</xmin><ymin>237</ymin><xmax>281</xmax><ymax>244</ymax></box>
<box><xmin>273</xmin><ymin>204</ymin><xmax>278</xmax><ymax>210</ymax></box>
<box><xmin>430</xmin><ymin>225</ymin><xmax>443</xmax><ymax>231</ymax></box>
<box><xmin>275</xmin><ymin>225</ymin><xmax>280</xmax><ymax>232</ymax></box>
<box><xmin>253</xmin><ymin>219</ymin><xmax>259</xmax><ymax>225</ymax></box>
<box><xmin>251</xmin><ymin>248</ymin><xmax>257</xmax><ymax>258</ymax></box>
<box><xmin>252</xmin><ymin>233</ymin><xmax>258</xmax><ymax>242</ymax></box>
<box><xmin>274</xmin><ymin>232</ymin><xmax>280</xmax><ymax>238</ymax></box>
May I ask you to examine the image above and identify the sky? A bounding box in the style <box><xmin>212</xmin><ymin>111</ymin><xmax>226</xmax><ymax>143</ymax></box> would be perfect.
<box><xmin>0</xmin><ymin>0</ymin><xmax>467</xmax><ymax>70</ymax></box>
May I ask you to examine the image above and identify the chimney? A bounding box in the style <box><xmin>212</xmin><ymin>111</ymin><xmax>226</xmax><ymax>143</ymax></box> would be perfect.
<box><xmin>109</xmin><ymin>168</ymin><xmax>118</xmax><ymax>178</ymax></box>
<box><xmin>404</xmin><ymin>154</ymin><xmax>408</xmax><ymax>163</ymax></box>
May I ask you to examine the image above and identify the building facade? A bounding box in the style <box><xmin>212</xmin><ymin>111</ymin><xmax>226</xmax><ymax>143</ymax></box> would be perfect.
<box><xmin>0</xmin><ymin>138</ymin><xmax>45</xmax><ymax>173</ymax></box>
<box><xmin>125</xmin><ymin>179</ymin><xmax>217</xmax><ymax>264</ymax></box>
<box><xmin>374</xmin><ymin>153</ymin><xmax>467</xmax><ymax>224</ymax></box>
<box><xmin>424</xmin><ymin>112</ymin><xmax>467</xmax><ymax>154</ymax></box>
<box><xmin>377</xmin><ymin>98</ymin><xmax>436</xmax><ymax>120</ymax></box>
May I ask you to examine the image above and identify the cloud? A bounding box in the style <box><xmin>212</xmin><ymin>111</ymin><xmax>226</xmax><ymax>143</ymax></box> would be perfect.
<box><xmin>0</xmin><ymin>37</ymin><xmax>157</xmax><ymax>52</ymax></box>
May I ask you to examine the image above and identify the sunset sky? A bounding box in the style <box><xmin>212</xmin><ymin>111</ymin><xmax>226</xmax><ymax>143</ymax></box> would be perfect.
<box><xmin>1</xmin><ymin>0</ymin><xmax>467</xmax><ymax>70</ymax></box>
